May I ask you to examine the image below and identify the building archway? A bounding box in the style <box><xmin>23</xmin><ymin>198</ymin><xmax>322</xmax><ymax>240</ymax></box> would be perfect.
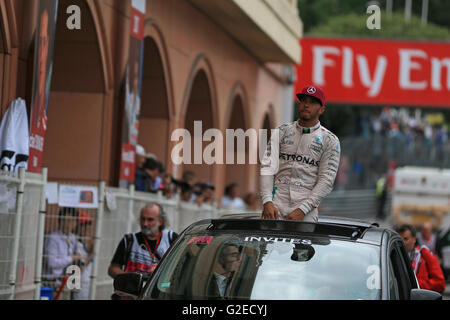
<box><xmin>182</xmin><ymin>69</ymin><xmax>215</xmax><ymax>183</ymax></box>
<box><xmin>138</xmin><ymin>36</ymin><xmax>171</xmax><ymax>169</ymax></box>
<box><xmin>42</xmin><ymin>0</ymin><xmax>108</xmax><ymax>183</ymax></box>
<box><xmin>177</xmin><ymin>54</ymin><xmax>218</xmax><ymax>185</ymax></box>
<box><xmin>224</xmin><ymin>94</ymin><xmax>249</xmax><ymax>198</ymax></box>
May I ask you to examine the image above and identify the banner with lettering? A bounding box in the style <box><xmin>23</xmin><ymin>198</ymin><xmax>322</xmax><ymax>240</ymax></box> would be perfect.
<box><xmin>28</xmin><ymin>0</ymin><xmax>58</xmax><ymax>173</ymax></box>
<box><xmin>119</xmin><ymin>0</ymin><xmax>146</xmax><ymax>183</ymax></box>
<box><xmin>295</xmin><ymin>37</ymin><xmax>450</xmax><ymax>107</ymax></box>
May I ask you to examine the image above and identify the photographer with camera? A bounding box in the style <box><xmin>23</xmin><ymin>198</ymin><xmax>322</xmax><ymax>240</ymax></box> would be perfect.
<box><xmin>108</xmin><ymin>203</ymin><xmax>178</xmax><ymax>299</ymax></box>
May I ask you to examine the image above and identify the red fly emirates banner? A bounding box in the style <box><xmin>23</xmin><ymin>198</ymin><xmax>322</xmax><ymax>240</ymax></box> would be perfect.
<box><xmin>295</xmin><ymin>37</ymin><xmax>450</xmax><ymax>107</ymax></box>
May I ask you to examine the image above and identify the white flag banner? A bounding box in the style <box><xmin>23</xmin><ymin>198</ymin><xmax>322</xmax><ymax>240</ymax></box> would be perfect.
<box><xmin>45</xmin><ymin>182</ymin><xmax>59</xmax><ymax>204</ymax></box>
<box><xmin>0</xmin><ymin>98</ymin><xmax>29</xmax><ymax>172</ymax></box>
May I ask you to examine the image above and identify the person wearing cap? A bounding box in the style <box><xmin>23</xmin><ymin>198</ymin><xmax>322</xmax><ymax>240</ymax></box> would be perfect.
<box><xmin>135</xmin><ymin>157</ymin><xmax>160</xmax><ymax>193</ymax></box>
<box><xmin>260</xmin><ymin>85</ymin><xmax>340</xmax><ymax>222</ymax></box>
<box><xmin>42</xmin><ymin>207</ymin><xmax>87</xmax><ymax>299</ymax></box>
<box><xmin>135</xmin><ymin>144</ymin><xmax>146</xmax><ymax>170</ymax></box>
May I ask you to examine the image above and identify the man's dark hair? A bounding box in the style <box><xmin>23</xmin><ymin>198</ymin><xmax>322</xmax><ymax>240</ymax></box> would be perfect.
<box><xmin>58</xmin><ymin>207</ymin><xmax>79</xmax><ymax>226</ymax></box>
<box><xmin>156</xmin><ymin>161</ymin><xmax>165</xmax><ymax>174</ymax></box>
<box><xmin>180</xmin><ymin>182</ymin><xmax>193</xmax><ymax>194</ymax></box>
<box><xmin>218</xmin><ymin>243</ymin><xmax>242</xmax><ymax>268</ymax></box>
<box><xmin>144</xmin><ymin>158</ymin><xmax>159</xmax><ymax>171</ymax></box>
<box><xmin>395</xmin><ymin>224</ymin><xmax>417</xmax><ymax>237</ymax></box>
<box><xmin>224</xmin><ymin>183</ymin><xmax>238</xmax><ymax>196</ymax></box>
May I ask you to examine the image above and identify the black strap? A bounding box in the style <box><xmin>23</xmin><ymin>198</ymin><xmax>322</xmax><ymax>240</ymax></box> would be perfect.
<box><xmin>123</xmin><ymin>233</ymin><xmax>134</xmax><ymax>268</ymax></box>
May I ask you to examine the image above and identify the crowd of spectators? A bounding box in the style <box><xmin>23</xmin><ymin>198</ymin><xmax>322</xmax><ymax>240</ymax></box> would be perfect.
<box><xmin>133</xmin><ymin>145</ymin><xmax>261</xmax><ymax>211</ymax></box>
<box><xmin>336</xmin><ymin>107</ymin><xmax>450</xmax><ymax>190</ymax></box>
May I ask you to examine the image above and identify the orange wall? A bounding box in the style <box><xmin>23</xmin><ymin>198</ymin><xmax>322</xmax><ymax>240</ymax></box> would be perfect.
<box><xmin>0</xmin><ymin>0</ymin><xmax>289</xmax><ymax>198</ymax></box>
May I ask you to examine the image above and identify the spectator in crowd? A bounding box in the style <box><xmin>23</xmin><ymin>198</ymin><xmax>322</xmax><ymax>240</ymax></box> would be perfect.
<box><xmin>135</xmin><ymin>145</ymin><xmax>146</xmax><ymax>170</ymax></box>
<box><xmin>244</xmin><ymin>193</ymin><xmax>261</xmax><ymax>211</ymax></box>
<box><xmin>221</xmin><ymin>183</ymin><xmax>246</xmax><ymax>210</ymax></box>
<box><xmin>188</xmin><ymin>182</ymin><xmax>215</xmax><ymax>207</ymax></box>
<box><xmin>202</xmin><ymin>182</ymin><xmax>216</xmax><ymax>206</ymax></box>
<box><xmin>180</xmin><ymin>182</ymin><xmax>193</xmax><ymax>202</ymax></box>
<box><xmin>190</xmin><ymin>182</ymin><xmax>204</xmax><ymax>204</ymax></box>
<box><xmin>43</xmin><ymin>207</ymin><xmax>87</xmax><ymax>300</ymax></box>
<box><xmin>396</xmin><ymin>224</ymin><xmax>445</xmax><ymax>293</ymax></box>
<box><xmin>108</xmin><ymin>203</ymin><xmax>178</xmax><ymax>298</ymax></box>
<box><xmin>153</xmin><ymin>161</ymin><xmax>165</xmax><ymax>192</ymax></box>
<box><xmin>336</xmin><ymin>154</ymin><xmax>349</xmax><ymax>190</ymax></box>
<box><xmin>352</xmin><ymin>157</ymin><xmax>364</xmax><ymax>187</ymax></box>
<box><xmin>417</xmin><ymin>222</ymin><xmax>438</xmax><ymax>255</ymax></box>
<box><xmin>208</xmin><ymin>243</ymin><xmax>243</xmax><ymax>298</ymax></box>
<box><xmin>71</xmin><ymin>211</ymin><xmax>94</xmax><ymax>300</ymax></box>
<box><xmin>135</xmin><ymin>158</ymin><xmax>161</xmax><ymax>193</ymax></box>
<box><xmin>375</xmin><ymin>174</ymin><xmax>388</xmax><ymax>220</ymax></box>
<box><xmin>161</xmin><ymin>173</ymin><xmax>176</xmax><ymax>199</ymax></box>
<box><xmin>135</xmin><ymin>158</ymin><xmax>152</xmax><ymax>192</ymax></box>
<box><xmin>182</xmin><ymin>170</ymin><xmax>196</xmax><ymax>185</ymax></box>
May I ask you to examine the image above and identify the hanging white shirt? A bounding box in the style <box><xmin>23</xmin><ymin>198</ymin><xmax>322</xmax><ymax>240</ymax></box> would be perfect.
<box><xmin>0</xmin><ymin>98</ymin><xmax>29</xmax><ymax>172</ymax></box>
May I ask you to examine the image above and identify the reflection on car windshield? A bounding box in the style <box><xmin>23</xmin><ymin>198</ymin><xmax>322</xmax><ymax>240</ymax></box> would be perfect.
<box><xmin>146</xmin><ymin>233</ymin><xmax>381</xmax><ymax>300</ymax></box>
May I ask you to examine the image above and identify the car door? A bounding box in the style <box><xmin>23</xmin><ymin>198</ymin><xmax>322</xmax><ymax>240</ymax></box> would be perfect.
<box><xmin>387</xmin><ymin>239</ymin><xmax>414</xmax><ymax>299</ymax></box>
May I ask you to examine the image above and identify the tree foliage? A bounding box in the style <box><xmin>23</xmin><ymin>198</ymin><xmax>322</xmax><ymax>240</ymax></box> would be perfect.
<box><xmin>298</xmin><ymin>0</ymin><xmax>450</xmax><ymax>35</ymax></box>
<box><xmin>308</xmin><ymin>12</ymin><xmax>450</xmax><ymax>41</ymax></box>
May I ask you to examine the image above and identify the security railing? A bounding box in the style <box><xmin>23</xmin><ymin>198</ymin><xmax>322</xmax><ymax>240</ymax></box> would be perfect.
<box><xmin>1</xmin><ymin>167</ymin><xmax>383</xmax><ymax>300</ymax></box>
<box><xmin>0</xmin><ymin>168</ymin><xmax>47</xmax><ymax>300</ymax></box>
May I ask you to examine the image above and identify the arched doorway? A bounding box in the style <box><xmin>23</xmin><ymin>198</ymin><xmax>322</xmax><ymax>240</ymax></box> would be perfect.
<box><xmin>182</xmin><ymin>70</ymin><xmax>214</xmax><ymax>183</ymax></box>
<box><xmin>139</xmin><ymin>36</ymin><xmax>170</xmax><ymax>168</ymax></box>
<box><xmin>225</xmin><ymin>94</ymin><xmax>249</xmax><ymax>198</ymax></box>
<box><xmin>43</xmin><ymin>0</ymin><xmax>107</xmax><ymax>183</ymax></box>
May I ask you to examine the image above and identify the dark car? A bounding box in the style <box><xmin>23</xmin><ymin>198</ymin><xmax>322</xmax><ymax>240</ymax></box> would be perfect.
<box><xmin>114</xmin><ymin>215</ymin><xmax>441</xmax><ymax>300</ymax></box>
<box><xmin>436</xmin><ymin>225</ymin><xmax>450</xmax><ymax>280</ymax></box>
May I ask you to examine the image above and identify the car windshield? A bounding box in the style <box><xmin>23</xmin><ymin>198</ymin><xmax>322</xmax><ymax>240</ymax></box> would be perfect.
<box><xmin>145</xmin><ymin>232</ymin><xmax>381</xmax><ymax>300</ymax></box>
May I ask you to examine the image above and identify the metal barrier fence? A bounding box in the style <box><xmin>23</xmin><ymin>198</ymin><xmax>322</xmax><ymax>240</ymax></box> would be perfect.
<box><xmin>1</xmin><ymin>168</ymin><xmax>383</xmax><ymax>300</ymax></box>
<box><xmin>339</xmin><ymin>134</ymin><xmax>450</xmax><ymax>190</ymax></box>
<box><xmin>92</xmin><ymin>185</ymin><xmax>231</xmax><ymax>300</ymax></box>
<box><xmin>320</xmin><ymin>188</ymin><xmax>392</xmax><ymax>221</ymax></box>
<box><xmin>0</xmin><ymin>168</ymin><xmax>47</xmax><ymax>300</ymax></box>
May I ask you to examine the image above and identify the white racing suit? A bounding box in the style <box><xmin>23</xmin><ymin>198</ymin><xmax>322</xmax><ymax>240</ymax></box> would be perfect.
<box><xmin>260</xmin><ymin>121</ymin><xmax>340</xmax><ymax>222</ymax></box>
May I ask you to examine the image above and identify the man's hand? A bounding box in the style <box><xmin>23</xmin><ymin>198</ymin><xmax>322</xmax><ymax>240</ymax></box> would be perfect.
<box><xmin>286</xmin><ymin>208</ymin><xmax>305</xmax><ymax>221</ymax></box>
<box><xmin>262</xmin><ymin>202</ymin><xmax>279</xmax><ymax>220</ymax></box>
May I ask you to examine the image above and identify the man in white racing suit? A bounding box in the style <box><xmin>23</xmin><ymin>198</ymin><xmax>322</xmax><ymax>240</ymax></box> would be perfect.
<box><xmin>260</xmin><ymin>85</ymin><xmax>340</xmax><ymax>222</ymax></box>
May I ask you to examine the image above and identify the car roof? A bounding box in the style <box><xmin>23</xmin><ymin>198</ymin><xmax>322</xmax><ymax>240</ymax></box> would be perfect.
<box><xmin>184</xmin><ymin>213</ymin><xmax>388</xmax><ymax>245</ymax></box>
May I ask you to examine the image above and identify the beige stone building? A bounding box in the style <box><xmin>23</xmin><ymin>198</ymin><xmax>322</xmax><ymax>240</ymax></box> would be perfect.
<box><xmin>0</xmin><ymin>0</ymin><xmax>302</xmax><ymax>200</ymax></box>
